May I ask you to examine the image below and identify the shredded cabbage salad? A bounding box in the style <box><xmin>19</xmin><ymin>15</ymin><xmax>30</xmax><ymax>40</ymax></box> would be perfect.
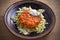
<box><xmin>12</xmin><ymin>6</ymin><xmax>48</xmax><ymax>35</ymax></box>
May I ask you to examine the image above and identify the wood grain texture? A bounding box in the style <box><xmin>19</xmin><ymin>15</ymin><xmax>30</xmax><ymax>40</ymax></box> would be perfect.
<box><xmin>0</xmin><ymin>0</ymin><xmax>60</xmax><ymax>40</ymax></box>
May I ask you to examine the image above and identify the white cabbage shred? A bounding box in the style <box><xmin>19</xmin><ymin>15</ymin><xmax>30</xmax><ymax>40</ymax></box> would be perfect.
<box><xmin>12</xmin><ymin>6</ymin><xmax>48</xmax><ymax>35</ymax></box>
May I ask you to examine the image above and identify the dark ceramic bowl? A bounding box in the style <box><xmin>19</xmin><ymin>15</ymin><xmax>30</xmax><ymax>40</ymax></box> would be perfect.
<box><xmin>4</xmin><ymin>0</ymin><xmax>56</xmax><ymax>39</ymax></box>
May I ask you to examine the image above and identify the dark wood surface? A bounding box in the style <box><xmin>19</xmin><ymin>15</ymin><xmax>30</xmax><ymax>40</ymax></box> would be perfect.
<box><xmin>0</xmin><ymin>0</ymin><xmax>60</xmax><ymax>40</ymax></box>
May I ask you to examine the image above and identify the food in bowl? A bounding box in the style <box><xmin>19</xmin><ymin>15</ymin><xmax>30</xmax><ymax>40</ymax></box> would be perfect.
<box><xmin>12</xmin><ymin>6</ymin><xmax>48</xmax><ymax>35</ymax></box>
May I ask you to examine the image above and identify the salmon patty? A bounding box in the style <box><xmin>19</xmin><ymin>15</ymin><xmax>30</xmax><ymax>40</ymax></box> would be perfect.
<box><xmin>18</xmin><ymin>10</ymin><xmax>42</xmax><ymax>28</ymax></box>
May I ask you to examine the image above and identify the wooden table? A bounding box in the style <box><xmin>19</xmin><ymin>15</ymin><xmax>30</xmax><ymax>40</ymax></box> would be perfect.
<box><xmin>0</xmin><ymin>0</ymin><xmax>60</xmax><ymax>40</ymax></box>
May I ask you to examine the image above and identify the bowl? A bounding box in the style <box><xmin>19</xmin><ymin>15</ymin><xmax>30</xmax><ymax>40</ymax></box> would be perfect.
<box><xmin>4</xmin><ymin>0</ymin><xmax>56</xmax><ymax>39</ymax></box>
